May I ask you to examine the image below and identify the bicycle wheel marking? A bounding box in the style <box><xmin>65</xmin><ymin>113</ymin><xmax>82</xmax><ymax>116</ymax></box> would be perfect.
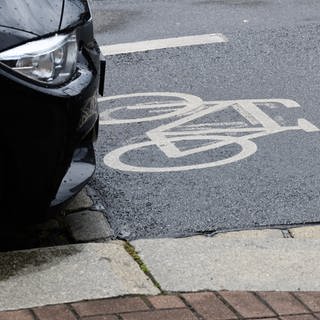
<box><xmin>104</xmin><ymin>137</ymin><xmax>257</xmax><ymax>173</ymax></box>
<box><xmin>99</xmin><ymin>93</ymin><xmax>320</xmax><ymax>173</ymax></box>
<box><xmin>98</xmin><ymin>92</ymin><xmax>203</xmax><ymax>124</ymax></box>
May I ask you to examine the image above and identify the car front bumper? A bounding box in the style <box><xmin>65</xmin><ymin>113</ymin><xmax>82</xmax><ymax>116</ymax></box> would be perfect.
<box><xmin>0</xmin><ymin>43</ymin><xmax>104</xmax><ymax>224</ymax></box>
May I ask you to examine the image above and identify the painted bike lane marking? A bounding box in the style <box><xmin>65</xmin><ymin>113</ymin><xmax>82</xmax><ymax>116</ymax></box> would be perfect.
<box><xmin>98</xmin><ymin>93</ymin><xmax>320</xmax><ymax>172</ymax></box>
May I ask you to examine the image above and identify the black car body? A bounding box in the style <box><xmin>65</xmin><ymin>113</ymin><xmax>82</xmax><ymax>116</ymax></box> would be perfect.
<box><xmin>0</xmin><ymin>0</ymin><xmax>105</xmax><ymax>225</ymax></box>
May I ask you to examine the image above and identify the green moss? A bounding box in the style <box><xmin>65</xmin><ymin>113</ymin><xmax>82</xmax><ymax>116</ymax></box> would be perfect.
<box><xmin>124</xmin><ymin>242</ymin><xmax>162</xmax><ymax>291</ymax></box>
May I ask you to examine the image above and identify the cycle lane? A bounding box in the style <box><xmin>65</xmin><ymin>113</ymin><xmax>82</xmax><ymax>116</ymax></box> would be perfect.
<box><xmin>92</xmin><ymin>21</ymin><xmax>320</xmax><ymax>240</ymax></box>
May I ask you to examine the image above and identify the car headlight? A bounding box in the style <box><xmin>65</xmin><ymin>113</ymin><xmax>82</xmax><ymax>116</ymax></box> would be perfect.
<box><xmin>0</xmin><ymin>33</ymin><xmax>78</xmax><ymax>85</ymax></box>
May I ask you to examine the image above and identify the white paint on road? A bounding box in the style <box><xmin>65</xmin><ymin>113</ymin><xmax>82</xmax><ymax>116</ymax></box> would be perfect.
<box><xmin>99</xmin><ymin>92</ymin><xmax>320</xmax><ymax>172</ymax></box>
<box><xmin>99</xmin><ymin>92</ymin><xmax>203</xmax><ymax>124</ymax></box>
<box><xmin>100</xmin><ymin>33</ymin><xmax>228</xmax><ymax>55</ymax></box>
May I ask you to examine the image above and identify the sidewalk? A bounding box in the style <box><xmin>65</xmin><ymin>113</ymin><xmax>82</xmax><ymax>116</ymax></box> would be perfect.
<box><xmin>2</xmin><ymin>291</ymin><xmax>320</xmax><ymax>320</ymax></box>
<box><xmin>1</xmin><ymin>189</ymin><xmax>320</xmax><ymax>319</ymax></box>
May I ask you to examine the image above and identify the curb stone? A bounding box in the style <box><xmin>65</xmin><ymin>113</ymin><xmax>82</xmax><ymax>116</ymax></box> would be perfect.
<box><xmin>63</xmin><ymin>186</ymin><xmax>115</xmax><ymax>242</ymax></box>
<box><xmin>64</xmin><ymin>188</ymin><xmax>93</xmax><ymax>212</ymax></box>
<box><xmin>65</xmin><ymin>210</ymin><xmax>113</xmax><ymax>242</ymax></box>
<box><xmin>0</xmin><ymin>187</ymin><xmax>114</xmax><ymax>251</ymax></box>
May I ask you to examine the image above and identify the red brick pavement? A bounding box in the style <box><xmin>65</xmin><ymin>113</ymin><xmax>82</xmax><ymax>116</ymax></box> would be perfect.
<box><xmin>1</xmin><ymin>291</ymin><xmax>320</xmax><ymax>320</ymax></box>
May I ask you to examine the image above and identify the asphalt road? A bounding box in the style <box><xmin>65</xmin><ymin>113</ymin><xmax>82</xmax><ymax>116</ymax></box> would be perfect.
<box><xmin>90</xmin><ymin>0</ymin><xmax>320</xmax><ymax>239</ymax></box>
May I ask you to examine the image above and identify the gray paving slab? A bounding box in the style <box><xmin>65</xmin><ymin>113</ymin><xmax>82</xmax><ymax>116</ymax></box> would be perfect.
<box><xmin>132</xmin><ymin>236</ymin><xmax>320</xmax><ymax>292</ymax></box>
<box><xmin>0</xmin><ymin>242</ymin><xmax>159</xmax><ymax>311</ymax></box>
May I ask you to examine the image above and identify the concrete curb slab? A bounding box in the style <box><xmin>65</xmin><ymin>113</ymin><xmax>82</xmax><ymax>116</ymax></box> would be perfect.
<box><xmin>0</xmin><ymin>242</ymin><xmax>159</xmax><ymax>311</ymax></box>
<box><xmin>132</xmin><ymin>236</ymin><xmax>320</xmax><ymax>292</ymax></box>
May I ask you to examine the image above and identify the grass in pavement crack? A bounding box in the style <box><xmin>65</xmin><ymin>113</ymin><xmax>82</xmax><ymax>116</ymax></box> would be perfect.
<box><xmin>124</xmin><ymin>241</ymin><xmax>162</xmax><ymax>291</ymax></box>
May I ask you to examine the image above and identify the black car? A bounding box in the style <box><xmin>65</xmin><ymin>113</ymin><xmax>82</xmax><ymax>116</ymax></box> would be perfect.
<box><xmin>0</xmin><ymin>0</ymin><xmax>105</xmax><ymax>226</ymax></box>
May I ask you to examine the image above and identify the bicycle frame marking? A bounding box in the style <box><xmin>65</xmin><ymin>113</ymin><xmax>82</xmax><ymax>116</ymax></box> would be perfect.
<box><xmin>99</xmin><ymin>93</ymin><xmax>320</xmax><ymax>172</ymax></box>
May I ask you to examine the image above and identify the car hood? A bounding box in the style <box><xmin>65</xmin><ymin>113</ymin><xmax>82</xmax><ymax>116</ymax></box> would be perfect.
<box><xmin>0</xmin><ymin>0</ymin><xmax>64</xmax><ymax>36</ymax></box>
<box><xmin>0</xmin><ymin>0</ymin><xmax>90</xmax><ymax>52</ymax></box>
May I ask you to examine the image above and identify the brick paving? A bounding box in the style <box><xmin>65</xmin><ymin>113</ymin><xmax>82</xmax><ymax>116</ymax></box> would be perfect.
<box><xmin>1</xmin><ymin>292</ymin><xmax>320</xmax><ymax>320</ymax></box>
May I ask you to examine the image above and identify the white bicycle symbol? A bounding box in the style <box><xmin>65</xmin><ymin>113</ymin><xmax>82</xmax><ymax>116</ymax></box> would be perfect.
<box><xmin>98</xmin><ymin>92</ymin><xmax>320</xmax><ymax>173</ymax></box>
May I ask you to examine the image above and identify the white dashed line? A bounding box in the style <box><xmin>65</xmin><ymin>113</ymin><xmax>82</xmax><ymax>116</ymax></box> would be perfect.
<box><xmin>100</xmin><ymin>33</ymin><xmax>228</xmax><ymax>56</ymax></box>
